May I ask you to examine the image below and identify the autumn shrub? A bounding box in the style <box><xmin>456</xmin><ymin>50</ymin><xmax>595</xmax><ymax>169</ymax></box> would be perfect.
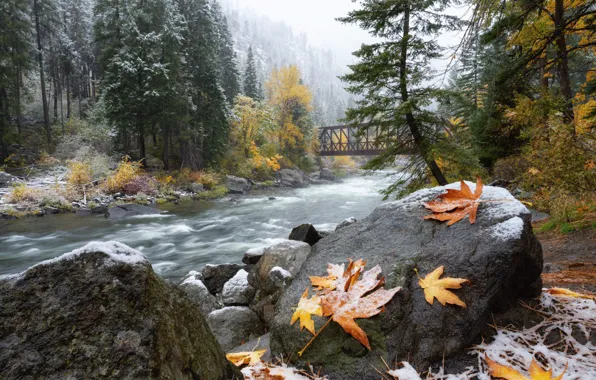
<box><xmin>332</xmin><ymin>156</ymin><xmax>357</xmax><ymax>170</ymax></box>
<box><xmin>122</xmin><ymin>175</ymin><xmax>158</xmax><ymax>196</ymax></box>
<box><xmin>105</xmin><ymin>157</ymin><xmax>143</xmax><ymax>194</ymax></box>
<box><xmin>67</xmin><ymin>161</ymin><xmax>92</xmax><ymax>190</ymax></box>
<box><xmin>492</xmin><ymin>155</ymin><xmax>531</xmax><ymax>183</ymax></box>
<box><xmin>36</xmin><ymin>152</ymin><xmax>60</xmax><ymax>168</ymax></box>
<box><xmin>7</xmin><ymin>183</ymin><xmax>42</xmax><ymax>204</ymax></box>
<box><xmin>194</xmin><ymin>185</ymin><xmax>228</xmax><ymax>200</ymax></box>
<box><xmin>538</xmin><ymin>193</ymin><xmax>596</xmax><ymax>233</ymax></box>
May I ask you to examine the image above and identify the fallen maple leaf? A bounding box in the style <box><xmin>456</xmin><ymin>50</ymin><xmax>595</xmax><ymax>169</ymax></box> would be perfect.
<box><xmin>424</xmin><ymin>177</ymin><xmax>484</xmax><ymax>225</ymax></box>
<box><xmin>545</xmin><ymin>287</ymin><xmax>596</xmax><ymax>301</ymax></box>
<box><xmin>417</xmin><ymin>266</ymin><xmax>470</xmax><ymax>307</ymax></box>
<box><xmin>484</xmin><ymin>354</ymin><xmax>567</xmax><ymax>380</ymax></box>
<box><xmin>320</xmin><ymin>264</ymin><xmax>401</xmax><ymax>350</ymax></box>
<box><xmin>291</xmin><ymin>288</ymin><xmax>323</xmax><ymax>335</ymax></box>
<box><xmin>310</xmin><ymin>259</ymin><xmax>366</xmax><ymax>290</ymax></box>
<box><xmin>226</xmin><ymin>349</ymin><xmax>267</xmax><ymax>367</ymax></box>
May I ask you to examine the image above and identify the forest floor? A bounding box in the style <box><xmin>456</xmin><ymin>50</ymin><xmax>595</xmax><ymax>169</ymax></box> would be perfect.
<box><xmin>537</xmin><ymin>226</ymin><xmax>596</xmax><ymax>294</ymax></box>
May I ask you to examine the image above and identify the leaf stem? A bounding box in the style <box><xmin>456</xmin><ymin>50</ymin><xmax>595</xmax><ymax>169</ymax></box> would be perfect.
<box><xmin>298</xmin><ymin>317</ymin><xmax>333</xmax><ymax>357</ymax></box>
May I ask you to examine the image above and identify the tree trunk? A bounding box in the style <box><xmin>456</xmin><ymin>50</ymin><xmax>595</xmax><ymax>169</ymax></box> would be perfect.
<box><xmin>34</xmin><ymin>0</ymin><xmax>51</xmax><ymax>147</ymax></box>
<box><xmin>152</xmin><ymin>132</ymin><xmax>157</xmax><ymax>147</ymax></box>
<box><xmin>163</xmin><ymin>126</ymin><xmax>170</xmax><ymax>170</ymax></box>
<box><xmin>398</xmin><ymin>7</ymin><xmax>447</xmax><ymax>185</ymax></box>
<box><xmin>0</xmin><ymin>87</ymin><xmax>8</xmax><ymax>163</ymax></box>
<box><xmin>66</xmin><ymin>72</ymin><xmax>71</xmax><ymax>119</ymax></box>
<box><xmin>554</xmin><ymin>0</ymin><xmax>574</xmax><ymax>128</ymax></box>
<box><xmin>16</xmin><ymin>67</ymin><xmax>22</xmax><ymax>139</ymax></box>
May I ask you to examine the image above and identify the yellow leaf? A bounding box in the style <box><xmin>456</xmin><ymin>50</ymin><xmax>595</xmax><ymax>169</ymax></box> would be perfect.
<box><xmin>545</xmin><ymin>287</ymin><xmax>596</xmax><ymax>301</ymax></box>
<box><xmin>418</xmin><ymin>266</ymin><xmax>470</xmax><ymax>307</ymax></box>
<box><xmin>290</xmin><ymin>288</ymin><xmax>322</xmax><ymax>335</ymax></box>
<box><xmin>226</xmin><ymin>349</ymin><xmax>267</xmax><ymax>367</ymax></box>
<box><xmin>485</xmin><ymin>354</ymin><xmax>567</xmax><ymax>380</ymax></box>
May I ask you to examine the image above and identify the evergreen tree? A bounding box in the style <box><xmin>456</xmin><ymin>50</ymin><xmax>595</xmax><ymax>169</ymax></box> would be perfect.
<box><xmin>243</xmin><ymin>46</ymin><xmax>260</xmax><ymax>100</ymax></box>
<box><xmin>340</xmin><ymin>0</ymin><xmax>470</xmax><ymax>192</ymax></box>
<box><xmin>211</xmin><ymin>0</ymin><xmax>240</xmax><ymax>105</ymax></box>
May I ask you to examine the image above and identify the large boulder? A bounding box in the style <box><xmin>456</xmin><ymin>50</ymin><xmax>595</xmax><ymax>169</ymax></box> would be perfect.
<box><xmin>225</xmin><ymin>175</ymin><xmax>251</xmax><ymax>194</ymax></box>
<box><xmin>289</xmin><ymin>223</ymin><xmax>324</xmax><ymax>246</ymax></box>
<box><xmin>319</xmin><ymin>168</ymin><xmax>336</xmax><ymax>181</ymax></box>
<box><xmin>335</xmin><ymin>217</ymin><xmax>357</xmax><ymax>231</ymax></box>
<box><xmin>275</xmin><ymin>169</ymin><xmax>309</xmax><ymax>188</ymax></box>
<box><xmin>269</xmin><ymin>182</ymin><xmax>543</xmax><ymax>379</ymax></box>
<box><xmin>106</xmin><ymin>204</ymin><xmax>160</xmax><ymax>219</ymax></box>
<box><xmin>0</xmin><ymin>241</ymin><xmax>241</xmax><ymax>380</ymax></box>
<box><xmin>206</xmin><ymin>306</ymin><xmax>266</xmax><ymax>351</ymax></box>
<box><xmin>202</xmin><ymin>263</ymin><xmax>245</xmax><ymax>296</ymax></box>
<box><xmin>247</xmin><ymin>240</ymin><xmax>311</xmax><ymax>292</ymax></box>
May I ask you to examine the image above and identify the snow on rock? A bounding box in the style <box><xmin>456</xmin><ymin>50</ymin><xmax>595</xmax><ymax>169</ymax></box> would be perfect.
<box><xmin>489</xmin><ymin>216</ymin><xmax>525</xmax><ymax>241</ymax></box>
<box><xmin>386</xmin><ymin>362</ymin><xmax>422</xmax><ymax>380</ymax></box>
<box><xmin>179</xmin><ymin>274</ymin><xmax>221</xmax><ymax>315</ymax></box>
<box><xmin>0</xmin><ymin>241</ymin><xmax>147</xmax><ymax>281</ymax></box>
<box><xmin>222</xmin><ymin>269</ymin><xmax>256</xmax><ymax>306</ymax></box>
<box><xmin>241</xmin><ymin>362</ymin><xmax>329</xmax><ymax>380</ymax></box>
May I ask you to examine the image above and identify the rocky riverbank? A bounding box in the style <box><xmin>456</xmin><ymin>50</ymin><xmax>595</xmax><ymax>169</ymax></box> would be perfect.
<box><xmin>0</xmin><ymin>167</ymin><xmax>350</xmax><ymax>220</ymax></box>
<box><xmin>1</xmin><ymin>181</ymin><xmax>569</xmax><ymax>379</ymax></box>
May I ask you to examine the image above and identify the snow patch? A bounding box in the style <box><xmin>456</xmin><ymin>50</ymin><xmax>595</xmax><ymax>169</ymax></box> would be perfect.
<box><xmin>489</xmin><ymin>216</ymin><xmax>525</xmax><ymax>241</ymax></box>
<box><xmin>387</xmin><ymin>362</ymin><xmax>422</xmax><ymax>380</ymax></box>
<box><xmin>269</xmin><ymin>266</ymin><xmax>291</xmax><ymax>279</ymax></box>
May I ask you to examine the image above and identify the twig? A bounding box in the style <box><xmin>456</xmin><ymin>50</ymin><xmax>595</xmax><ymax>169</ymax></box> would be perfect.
<box><xmin>298</xmin><ymin>317</ymin><xmax>333</xmax><ymax>357</ymax></box>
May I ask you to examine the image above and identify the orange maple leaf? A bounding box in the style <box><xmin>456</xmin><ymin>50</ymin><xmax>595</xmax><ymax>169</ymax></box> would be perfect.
<box><xmin>417</xmin><ymin>266</ymin><xmax>470</xmax><ymax>307</ymax></box>
<box><xmin>424</xmin><ymin>177</ymin><xmax>484</xmax><ymax>225</ymax></box>
<box><xmin>485</xmin><ymin>354</ymin><xmax>567</xmax><ymax>380</ymax></box>
<box><xmin>310</xmin><ymin>259</ymin><xmax>366</xmax><ymax>290</ymax></box>
<box><xmin>320</xmin><ymin>264</ymin><xmax>401</xmax><ymax>350</ymax></box>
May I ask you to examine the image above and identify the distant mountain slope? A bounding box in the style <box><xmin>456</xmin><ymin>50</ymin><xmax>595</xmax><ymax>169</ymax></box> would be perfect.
<box><xmin>221</xmin><ymin>0</ymin><xmax>351</xmax><ymax>126</ymax></box>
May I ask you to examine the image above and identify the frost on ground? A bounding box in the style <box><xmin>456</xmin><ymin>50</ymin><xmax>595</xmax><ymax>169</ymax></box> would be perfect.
<box><xmin>241</xmin><ymin>362</ymin><xmax>328</xmax><ymax>380</ymax></box>
<box><xmin>387</xmin><ymin>290</ymin><xmax>595</xmax><ymax>379</ymax></box>
<box><xmin>0</xmin><ymin>241</ymin><xmax>147</xmax><ymax>281</ymax></box>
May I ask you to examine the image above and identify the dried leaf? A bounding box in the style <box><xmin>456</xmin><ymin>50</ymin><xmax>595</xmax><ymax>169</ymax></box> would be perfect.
<box><xmin>290</xmin><ymin>288</ymin><xmax>323</xmax><ymax>335</ymax></box>
<box><xmin>418</xmin><ymin>266</ymin><xmax>470</xmax><ymax>307</ymax></box>
<box><xmin>424</xmin><ymin>177</ymin><xmax>483</xmax><ymax>225</ymax></box>
<box><xmin>226</xmin><ymin>349</ymin><xmax>267</xmax><ymax>367</ymax></box>
<box><xmin>485</xmin><ymin>354</ymin><xmax>567</xmax><ymax>380</ymax></box>
<box><xmin>544</xmin><ymin>287</ymin><xmax>596</xmax><ymax>301</ymax></box>
<box><xmin>321</xmin><ymin>264</ymin><xmax>401</xmax><ymax>349</ymax></box>
<box><xmin>309</xmin><ymin>259</ymin><xmax>366</xmax><ymax>290</ymax></box>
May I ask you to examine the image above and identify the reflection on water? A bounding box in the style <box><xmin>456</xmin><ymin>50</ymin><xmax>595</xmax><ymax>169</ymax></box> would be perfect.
<box><xmin>0</xmin><ymin>172</ymin><xmax>401</xmax><ymax>280</ymax></box>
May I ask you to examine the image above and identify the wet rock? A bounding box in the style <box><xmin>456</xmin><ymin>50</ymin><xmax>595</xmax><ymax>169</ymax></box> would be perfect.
<box><xmin>247</xmin><ymin>240</ymin><xmax>311</xmax><ymax>292</ymax></box>
<box><xmin>262</xmin><ymin>266</ymin><xmax>292</xmax><ymax>295</ymax></box>
<box><xmin>268</xmin><ymin>196</ymin><xmax>276</xmax><ymax>201</ymax></box>
<box><xmin>225</xmin><ymin>175</ymin><xmax>251</xmax><ymax>194</ymax></box>
<box><xmin>319</xmin><ymin>168</ymin><xmax>336</xmax><ymax>181</ymax></box>
<box><xmin>530</xmin><ymin>209</ymin><xmax>550</xmax><ymax>223</ymax></box>
<box><xmin>0</xmin><ymin>172</ymin><xmax>20</xmax><ymax>188</ymax></box>
<box><xmin>0</xmin><ymin>241</ymin><xmax>240</xmax><ymax>380</ymax></box>
<box><xmin>543</xmin><ymin>262</ymin><xmax>563</xmax><ymax>273</ymax></box>
<box><xmin>270</xmin><ymin>182</ymin><xmax>543</xmax><ymax>379</ymax></box>
<box><xmin>243</xmin><ymin>247</ymin><xmax>265</xmax><ymax>265</ymax></box>
<box><xmin>76</xmin><ymin>208</ymin><xmax>92</xmax><ymax>217</ymax></box>
<box><xmin>335</xmin><ymin>217</ymin><xmax>357</xmax><ymax>231</ymax></box>
<box><xmin>43</xmin><ymin>206</ymin><xmax>60</xmax><ymax>215</ymax></box>
<box><xmin>91</xmin><ymin>205</ymin><xmax>108</xmax><ymax>215</ymax></box>
<box><xmin>289</xmin><ymin>223</ymin><xmax>322</xmax><ymax>246</ymax></box>
<box><xmin>275</xmin><ymin>169</ymin><xmax>309</xmax><ymax>188</ymax></box>
<box><xmin>222</xmin><ymin>270</ymin><xmax>256</xmax><ymax>306</ymax></box>
<box><xmin>231</xmin><ymin>334</ymin><xmax>271</xmax><ymax>363</ymax></box>
<box><xmin>206</xmin><ymin>306</ymin><xmax>266</xmax><ymax>351</ymax></box>
<box><xmin>187</xmin><ymin>182</ymin><xmax>204</xmax><ymax>193</ymax></box>
<box><xmin>106</xmin><ymin>204</ymin><xmax>160</xmax><ymax>219</ymax></box>
<box><xmin>202</xmin><ymin>263</ymin><xmax>244</xmax><ymax>296</ymax></box>
<box><xmin>179</xmin><ymin>274</ymin><xmax>221</xmax><ymax>315</ymax></box>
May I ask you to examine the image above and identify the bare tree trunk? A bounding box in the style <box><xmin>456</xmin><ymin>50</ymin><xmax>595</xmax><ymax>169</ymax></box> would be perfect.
<box><xmin>33</xmin><ymin>0</ymin><xmax>51</xmax><ymax>147</ymax></box>
<box><xmin>398</xmin><ymin>7</ymin><xmax>447</xmax><ymax>185</ymax></box>
<box><xmin>554</xmin><ymin>0</ymin><xmax>574</xmax><ymax>129</ymax></box>
<box><xmin>66</xmin><ymin>72</ymin><xmax>71</xmax><ymax>119</ymax></box>
<box><xmin>16</xmin><ymin>67</ymin><xmax>22</xmax><ymax>139</ymax></box>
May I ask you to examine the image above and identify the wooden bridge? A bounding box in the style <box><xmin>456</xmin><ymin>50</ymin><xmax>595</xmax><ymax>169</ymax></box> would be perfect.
<box><xmin>317</xmin><ymin>124</ymin><xmax>387</xmax><ymax>156</ymax></box>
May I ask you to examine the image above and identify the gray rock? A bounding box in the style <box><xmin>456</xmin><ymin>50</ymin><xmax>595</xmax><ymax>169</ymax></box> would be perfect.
<box><xmin>247</xmin><ymin>240</ymin><xmax>311</xmax><ymax>292</ymax></box>
<box><xmin>289</xmin><ymin>223</ymin><xmax>322</xmax><ymax>246</ymax></box>
<box><xmin>231</xmin><ymin>333</ymin><xmax>271</xmax><ymax>363</ymax></box>
<box><xmin>187</xmin><ymin>182</ymin><xmax>204</xmax><ymax>193</ymax></box>
<box><xmin>319</xmin><ymin>168</ymin><xmax>336</xmax><ymax>181</ymax></box>
<box><xmin>222</xmin><ymin>270</ymin><xmax>256</xmax><ymax>306</ymax></box>
<box><xmin>531</xmin><ymin>209</ymin><xmax>550</xmax><ymax>223</ymax></box>
<box><xmin>43</xmin><ymin>206</ymin><xmax>60</xmax><ymax>215</ymax></box>
<box><xmin>179</xmin><ymin>274</ymin><xmax>221</xmax><ymax>315</ymax></box>
<box><xmin>262</xmin><ymin>266</ymin><xmax>292</xmax><ymax>295</ymax></box>
<box><xmin>225</xmin><ymin>175</ymin><xmax>251</xmax><ymax>194</ymax></box>
<box><xmin>275</xmin><ymin>169</ymin><xmax>309</xmax><ymax>188</ymax></box>
<box><xmin>543</xmin><ymin>262</ymin><xmax>563</xmax><ymax>273</ymax></box>
<box><xmin>76</xmin><ymin>208</ymin><xmax>92</xmax><ymax>217</ymax></box>
<box><xmin>0</xmin><ymin>172</ymin><xmax>20</xmax><ymax>188</ymax></box>
<box><xmin>269</xmin><ymin>182</ymin><xmax>543</xmax><ymax>379</ymax></box>
<box><xmin>0</xmin><ymin>241</ymin><xmax>241</xmax><ymax>380</ymax></box>
<box><xmin>91</xmin><ymin>205</ymin><xmax>108</xmax><ymax>215</ymax></box>
<box><xmin>206</xmin><ymin>306</ymin><xmax>266</xmax><ymax>351</ymax></box>
<box><xmin>202</xmin><ymin>263</ymin><xmax>244</xmax><ymax>295</ymax></box>
<box><xmin>243</xmin><ymin>247</ymin><xmax>265</xmax><ymax>265</ymax></box>
<box><xmin>335</xmin><ymin>217</ymin><xmax>357</xmax><ymax>231</ymax></box>
<box><xmin>107</xmin><ymin>204</ymin><xmax>160</xmax><ymax>219</ymax></box>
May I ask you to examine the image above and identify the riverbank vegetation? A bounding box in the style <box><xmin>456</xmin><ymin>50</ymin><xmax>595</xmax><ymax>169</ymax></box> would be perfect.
<box><xmin>341</xmin><ymin>0</ymin><xmax>595</xmax><ymax>233</ymax></box>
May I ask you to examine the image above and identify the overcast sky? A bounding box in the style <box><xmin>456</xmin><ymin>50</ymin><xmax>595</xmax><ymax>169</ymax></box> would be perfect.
<box><xmin>234</xmin><ymin>0</ymin><xmax>373</xmax><ymax>68</ymax></box>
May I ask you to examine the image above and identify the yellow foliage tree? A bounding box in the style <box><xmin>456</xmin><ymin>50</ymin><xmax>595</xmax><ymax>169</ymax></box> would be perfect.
<box><xmin>266</xmin><ymin>66</ymin><xmax>313</xmax><ymax>153</ymax></box>
<box><xmin>230</xmin><ymin>96</ymin><xmax>274</xmax><ymax>159</ymax></box>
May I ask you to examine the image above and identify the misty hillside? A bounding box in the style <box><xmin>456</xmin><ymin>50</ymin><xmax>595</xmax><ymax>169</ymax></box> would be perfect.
<box><xmin>222</xmin><ymin>0</ymin><xmax>352</xmax><ymax>126</ymax></box>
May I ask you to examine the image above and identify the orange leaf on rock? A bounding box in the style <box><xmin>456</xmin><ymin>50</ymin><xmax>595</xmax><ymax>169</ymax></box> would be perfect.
<box><xmin>320</xmin><ymin>264</ymin><xmax>401</xmax><ymax>350</ymax></box>
<box><xmin>418</xmin><ymin>266</ymin><xmax>470</xmax><ymax>307</ymax></box>
<box><xmin>290</xmin><ymin>288</ymin><xmax>323</xmax><ymax>335</ymax></box>
<box><xmin>309</xmin><ymin>259</ymin><xmax>366</xmax><ymax>291</ymax></box>
<box><xmin>226</xmin><ymin>349</ymin><xmax>267</xmax><ymax>367</ymax></box>
<box><xmin>484</xmin><ymin>354</ymin><xmax>567</xmax><ymax>380</ymax></box>
<box><xmin>424</xmin><ymin>177</ymin><xmax>484</xmax><ymax>225</ymax></box>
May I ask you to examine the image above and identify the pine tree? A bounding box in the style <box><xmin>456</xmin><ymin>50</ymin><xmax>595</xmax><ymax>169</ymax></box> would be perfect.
<box><xmin>243</xmin><ymin>46</ymin><xmax>260</xmax><ymax>100</ymax></box>
<box><xmin>340</xmin><ymin>0</ymin><xmax>465</xmax><ymax>191</ymax></box>
<box><xmin>211</xmin><ymin>0</ymin><xmax>240</xmax><ymax>105</ymax></box>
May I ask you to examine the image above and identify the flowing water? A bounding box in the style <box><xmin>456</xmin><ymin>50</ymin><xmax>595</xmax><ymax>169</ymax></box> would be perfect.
<box><xmin>0</xmin><ymin>172</ymin><xmax>400</xmax><ymax>280</ymax></box>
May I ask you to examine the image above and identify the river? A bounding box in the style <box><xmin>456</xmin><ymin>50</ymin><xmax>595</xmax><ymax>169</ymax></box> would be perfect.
<box><xmin>0</xmin><ymin>172</ymin><xmax>400</xmax><ymax>280</ymax></box>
